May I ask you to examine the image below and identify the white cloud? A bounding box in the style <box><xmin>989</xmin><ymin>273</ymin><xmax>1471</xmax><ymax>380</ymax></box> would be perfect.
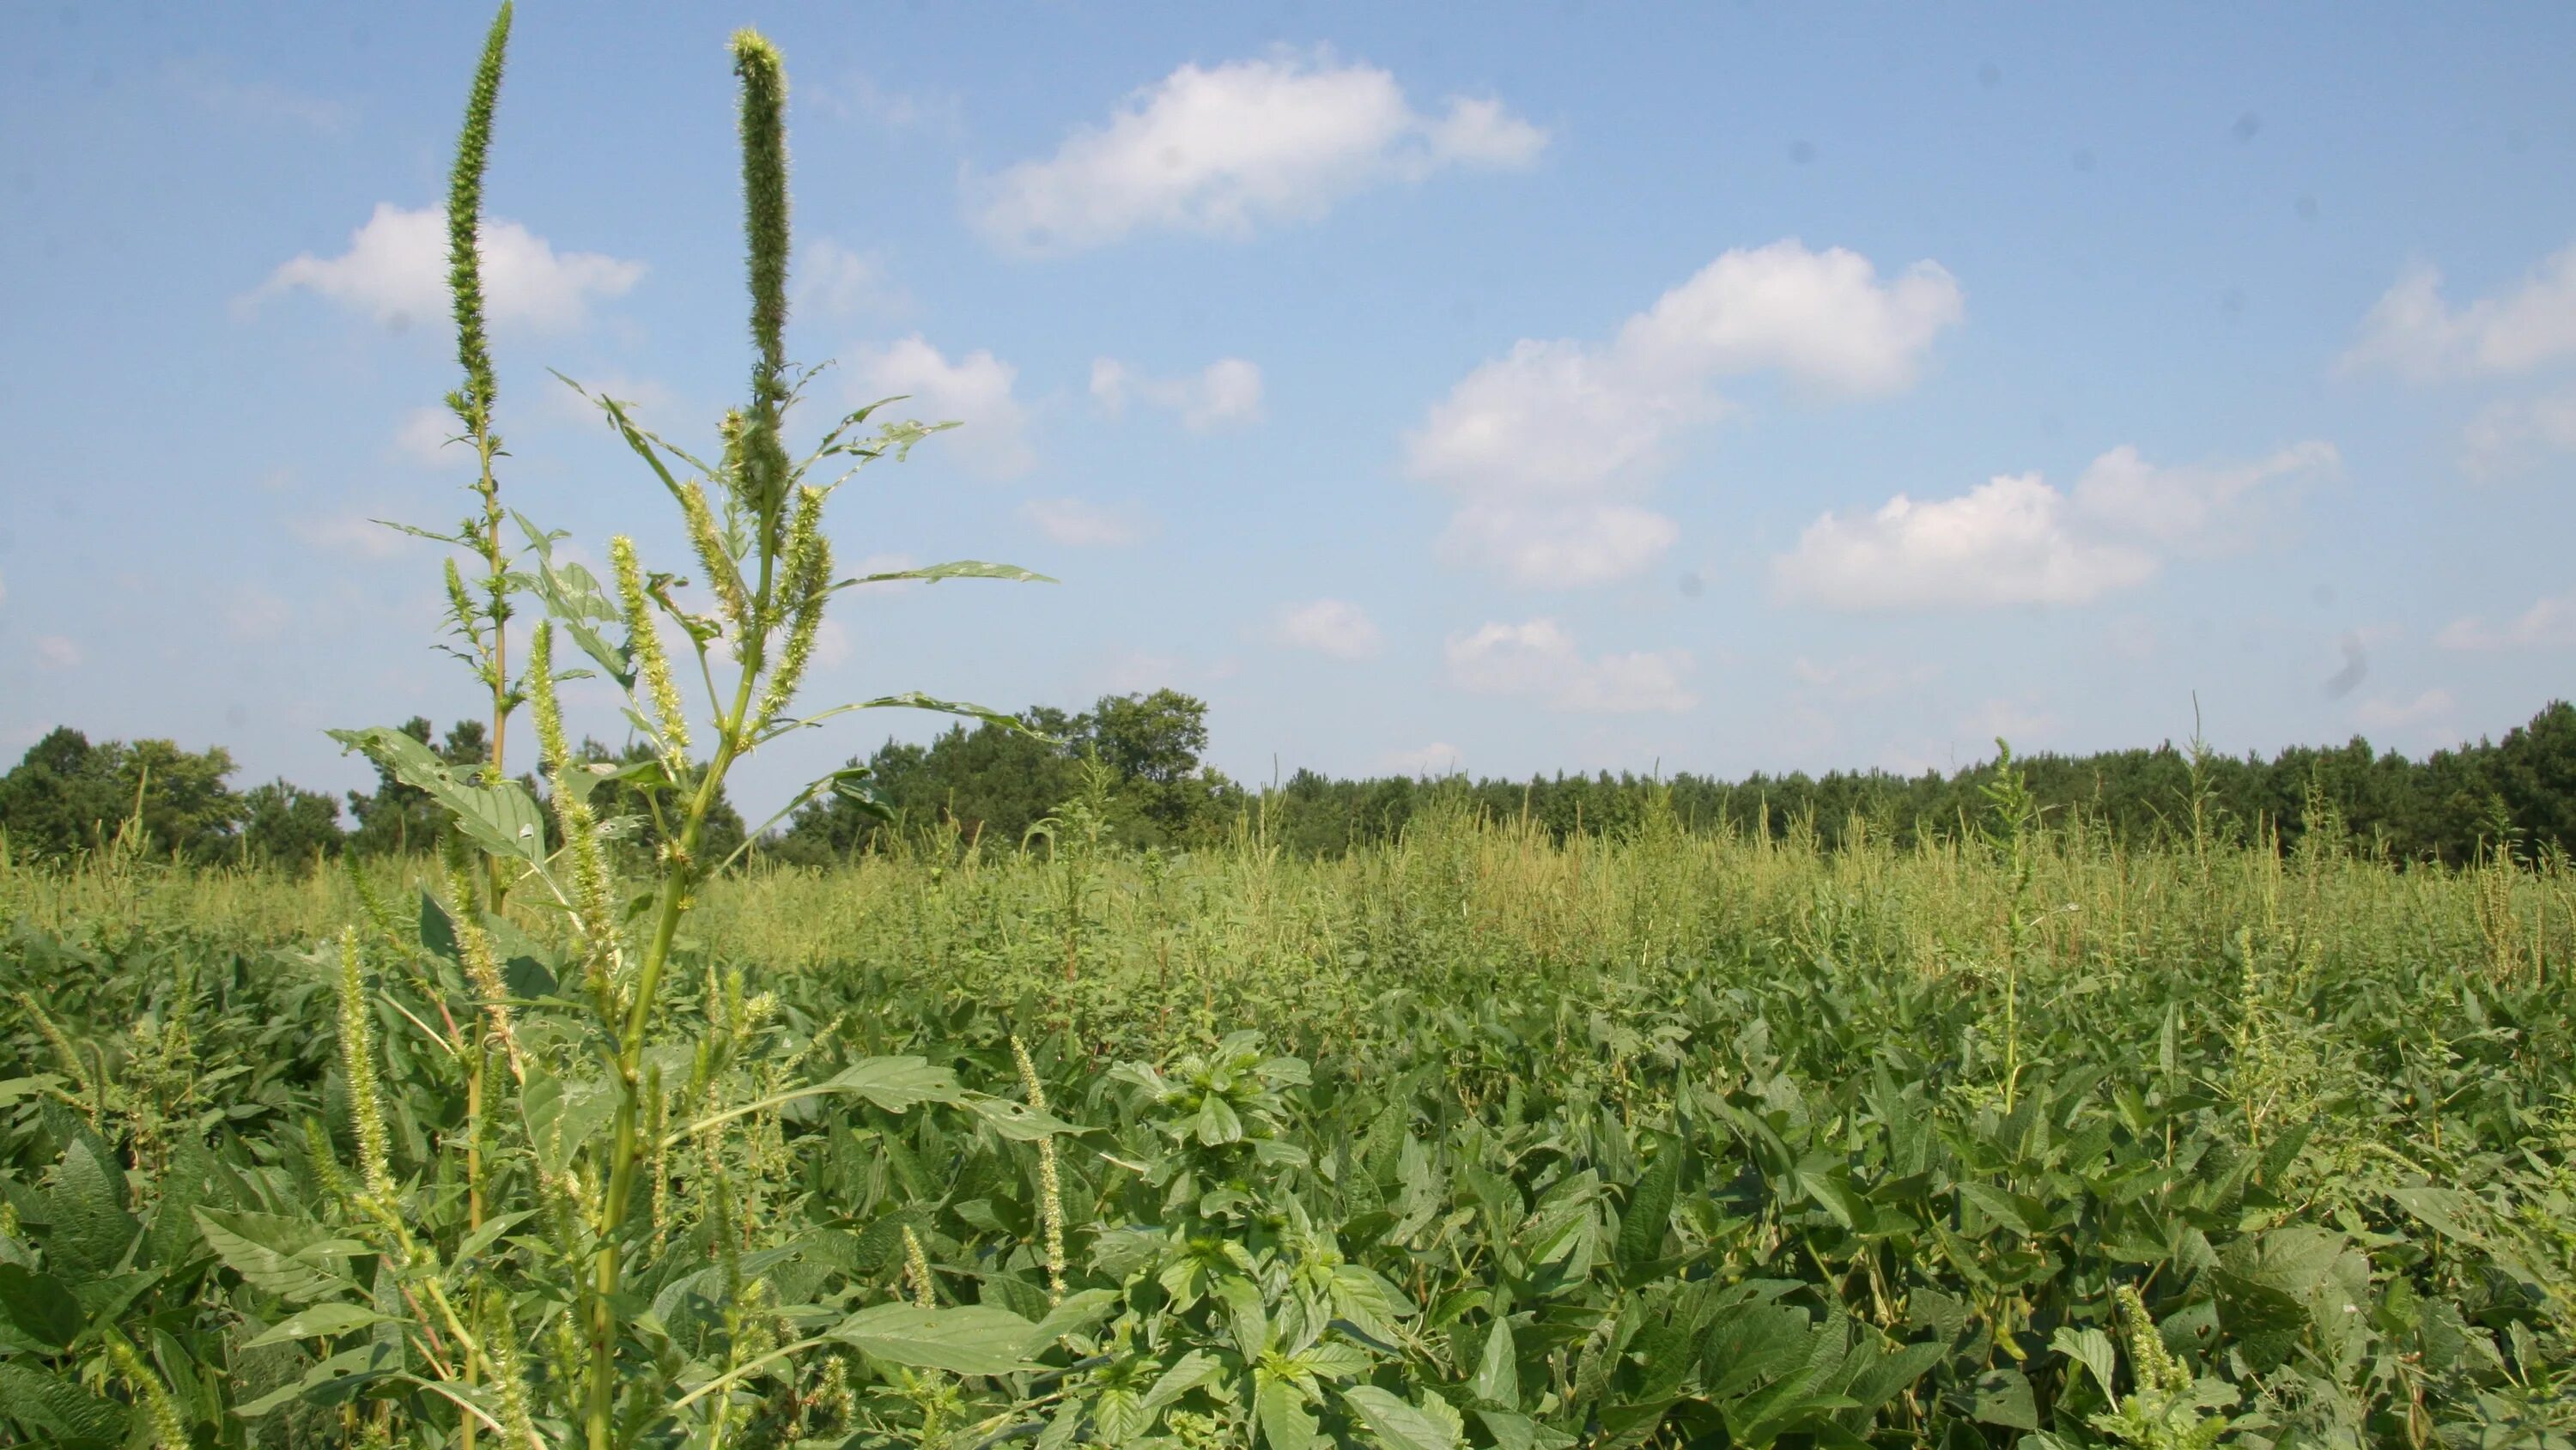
<box><xmin>249</xmin><ymin>203</ymin><xmax>645</xmax><ymax>332</ymax></box>
<box><xmin>1092</xmin><ymin>356</ymin><xmax>1265</xmax><ymax>431</ymax></box>
<box><xmin>2437</xmin><ymin>591</ymin><xmax>2576</xmax><ymax>652</ymax></box>
<box><xmin>1383</xmin><ymin>741</ymin><xmax>1465</xmax><ymax>776</ymax></box>
<box><xmin>1774</xmin><ymin>472</ymin><xmax>2157</xmax><ymax>610</ymax></box>
<box><xmin>2357</xmin><ymin>689</ymin><xmax>2459</xmax><ymax>732</ymax></box>
<box><xmin>1407</xmin><ymin>240</ymin><xmax>1963</xmax><ymax>587</ymax></box>
<box><xmin>2068</xmin><ymin>441</ymin><xmax>2338</xmax><ymax>549</ymax></box>
<box><xmin>850</xmin><ymin>336</ymin><xmax>1032</xmax><ymax>477</ymax></box>
<box><xmin>1271</xmin><ymin>598</ymin><xmax>1382</xmax><ymax>658</ymax></box>
<box><xmin>33</xmin><ymin>636</ymin><xmax>80</xmax><ymax>669</ymax></box>
<box><xmin>796</xmin><ymin>239</ymin><xmax>902</xmax><ymax>319</ymax></box>
<box><xmin>0</xmin><ymin>567</ymin><xmax>9</xmax><ymax>609</ymax></box>
<box><xmin>2342</xmin><ymin>246</ymin><xmax>2576</xmax><ymax>379</ymax></box>
<box><xmin>1772</xmin><ymin>441</ymin><xmax>2337</xmax><ymax>612</ymax></box>
<box><xmin>2462</xmin><ymin>388</ymin><xmax>2576</xmax><ymax>476</ymax></box>
<box><xmin>1021</xmin><ymin>498</ymin><xmax>1143</xmax><ymax>547</ymax></box>
<box><xmin>1443</xmin><ymin>618</ymin><xmax>1694</xmax><ymax>713</ymax></box>
<box><xmin>970</xmin><ymin>49</ymin><xmax>1546</xmax><ymax>253</ymax></box>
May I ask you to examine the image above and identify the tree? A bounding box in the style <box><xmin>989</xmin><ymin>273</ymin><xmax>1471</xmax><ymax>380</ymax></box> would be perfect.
<box><xmin>240</xmin><ymin>779</ymin><xmax>346</xmax><ymax>869</ymax></box>
<box><xmin>0</xmin><ymin>727</ymin><xmax>245</xmax><ymax>862</ymax></box>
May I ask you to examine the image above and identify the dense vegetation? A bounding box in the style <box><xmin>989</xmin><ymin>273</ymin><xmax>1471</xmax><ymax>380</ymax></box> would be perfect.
<box><xmin>8</xmin><ymin>693</ymin><xmax>2574</xmax><ymax>871</ymax></box>
<box><xmin>3</xmin><ymin>797</ymin><xmax>2573</xmax><ymax>1447</ymax></box>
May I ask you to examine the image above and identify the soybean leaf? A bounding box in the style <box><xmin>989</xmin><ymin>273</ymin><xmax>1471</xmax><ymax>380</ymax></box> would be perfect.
<box><xmin>246</xmin><ymin>1303</ymin><xmax>398</xmax><ymax>1348</ymax></box>
<box><xmin>1341</xmin><ymin>1386</ymin><xmax>1462</xmax><ymax>1450</ymax></box>
<box><xmin>0</xmin><ymin>1265</ymin><xmax>82</xmax><ymax>1350</ymax></box>
<box><xmin>829</xmin><ymin>1303</ymin><xmax>1040</xmax><ymax>1376</ymax></box>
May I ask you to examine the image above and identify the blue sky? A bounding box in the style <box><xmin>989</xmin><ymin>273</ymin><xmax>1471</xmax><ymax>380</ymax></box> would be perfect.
<box><xmin>4</xmin><ymin>3</ymin><xmax>2574</xmax><ymax>815</ymax></box>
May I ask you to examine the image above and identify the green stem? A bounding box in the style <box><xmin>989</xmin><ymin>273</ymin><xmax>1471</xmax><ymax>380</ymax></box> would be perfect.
<box><xmin>584</xmin><ymin>550</ymin><xmax>771</xmax><ymax>1450</ymax></box>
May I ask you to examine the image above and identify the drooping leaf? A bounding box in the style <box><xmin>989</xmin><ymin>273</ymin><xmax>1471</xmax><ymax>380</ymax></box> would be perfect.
<box><xmin>829</xmin><ymin>1302</ymin><xmax>1040</xmax><ymax>1376</ymax></box>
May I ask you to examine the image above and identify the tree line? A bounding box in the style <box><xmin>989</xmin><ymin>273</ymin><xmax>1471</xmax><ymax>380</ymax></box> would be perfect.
<box><xmin>5</xmin><ymin>692</ymin><xmax>2572</xmax><ymax>870</ymax></box>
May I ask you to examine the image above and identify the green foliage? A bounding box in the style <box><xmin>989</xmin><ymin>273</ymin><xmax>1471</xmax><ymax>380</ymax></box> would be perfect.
<box><xmin>0</xmin><ymin>727</ymin><xmax>245</xmax><ymax>863</ymax></box>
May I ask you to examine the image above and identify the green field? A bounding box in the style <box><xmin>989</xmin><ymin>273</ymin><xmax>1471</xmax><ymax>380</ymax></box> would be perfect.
<box><xmin>3</xmin><ymin>803</ymin><xmax>2573</xmax><ymax>1447</ymax></box>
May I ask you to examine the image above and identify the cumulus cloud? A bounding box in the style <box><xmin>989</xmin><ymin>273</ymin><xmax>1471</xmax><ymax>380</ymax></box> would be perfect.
<box><xmin>1444</xmin><ymin>618</ymin><xmax>1693</xmax><ymax>713</ymax></box>
<box><xmin>1092</xmin><ymin>356</ymin><xmax>1265</xmax><ymax>431</ymax></box>
<box><xmin>2438</xmin><ymin>591</ymin><xmax>2576</xmax><ymax>652</ymax></box>
<box><xmin>850</xmin><ymin>336</ymin><xmax>1032</xmax><ymax>476</ymax></box>
<box><xmin>2342</xmin><ymin>247</ymin><xmax>2576</xmax><ymax>379</ymax></box>
<box><xmin>1021</xmin><ymin>498</ymin><xmax>1143</xmax><ymax>547</ymax></box>
<box><xmin>2462</xmin><ymin>387</ymin><xmax>2576</xmax><ymax>476</ymax></box>
<box><xmin>1772</xmin><ymin>442</ymin><xmax>2337</xmax><ymax>611</ymax></box>
<box><xmin>33</xmin><ymin>636</ymin><xmax>81</xmax><ymax>669</ymax></box>
<box><xmin>1383</xmin><ymin>741</ymin><xmax>1465</xmax><ymax>776</ymax></box>
<box><xmin>970</xmin><ymin>50</ymin><xmax>1546</xmax><ymax>253</ymax></box>
<box><xmin>1271</xmin><ymin>598</ymin><xmax>1382</xmax><ymax>658</ymax></box>
<box><xmin>248</xmin><ymin>203</ymin><xmax>644</xmax><ymax>332</ymax></box>
<box><xmin>1407</xmin><ymin>240</ymin><xmax>1964</xmax><ymax>587</ymax></box>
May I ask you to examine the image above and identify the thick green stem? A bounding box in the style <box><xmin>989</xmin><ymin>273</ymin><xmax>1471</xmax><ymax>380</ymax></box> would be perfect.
<box><xmin>584</xmin><ymin>570</ymin><xmax>768</xmax><ymax>1450</ymax></box>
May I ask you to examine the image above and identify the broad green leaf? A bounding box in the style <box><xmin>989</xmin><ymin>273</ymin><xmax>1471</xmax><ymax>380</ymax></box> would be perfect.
<box><xmin>328</xmin><ymin>726</ymin><xmax>546</xmax><ymax>863</ymax></box>
<box><xmin>192</xmin><ymin>1208</ymin><xmax>363</xmax><ymax>1304</ymax></box>
<box><xmin>1255</xmin><ymin>1374</ymin><xmax>1316</xmax><ymax>1450</ymax></box>
<box><xmin>1142</xmin><ymin>1350</ymin><xmax>1225</xmax><ymax>1412</ymax></box>
<box><xmin>827</xmin><ymin>1056</ymin><xmax>966</xmax><ymax>1113</ymax></box>
<box><xmin>233</xmin><ymin>1344</ymin><xmax>402</xmax><ymax>1418</ymax></box>
<box><xmin>829</xmin><ymin>1302</ymin><xmax>1040</xmax><ymax>1375</ymax></box>
<box><xmin>965</xmin><ymin>1093</ymin><xmax>1082</xmax><ymax>1142</ymax></box>
<box><xmin>0</xmin><ymin>1265</ymin><xmax>82</xmax><ymax>1350</ymax></box>
<box><xmin>1091</xmin><ymin>1386</ymin><xmax>1150</xmax><ymax>1445</ymax></box>
<box><xmin>0</xmin><ymin>1076</ymin><xmax>64</xmax><ymax>1107</ymax></box>
<box><xmin>0</xmin><ymin>1361</ymin><xmax>130</xmax><ymax>1445</ymax></box>
<box><xmin>1472</xmin><ymin>1317</ymin><xmax>1519</xmax><ymax>1406</ymax></box>
<box><xmin>246</xmin><ymin>1302</ymin><xmax>398</xmax><ymax>1347</ymax></box>
<box><xmin>46</xmin><ymin>1125</ymin><xmax>137</xmax><ymax>1277</ymax></box>
<box><xmin>2051</xmin><ymin>1326</ymin><xmax>2117</xmax><ymax>1398</ymax></box>
<box><xmin>1616</xmin><ymin>1144</ymin><xmax>1683</xmax><ymax>1267</ymax></box>
<box><xmin>1342</xmin><ymin>1385</ymin><xmax>1463</xmax><ymax>1450</ymax></box>
<box><xmin>1022</xmin><ymin>1287</ymin><xmax>1119</xmax><ymax>1353</ymax></box>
